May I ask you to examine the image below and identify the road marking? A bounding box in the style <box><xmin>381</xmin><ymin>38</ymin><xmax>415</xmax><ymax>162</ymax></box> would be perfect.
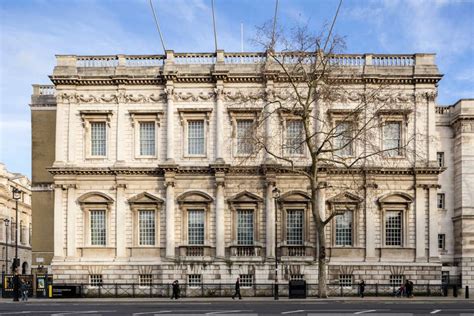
<box><xmin>354</xmin><ymin>310</ymin><xmax>376</xmax><ymax>315</ymax></box>
<box><xmin>431</xmin><ymin>310</ymin><xmax>441</xmax><ymax>314</ymax></box>
<box><xmin>282</xmin><ymin>310</ymin><xmax>305</xmax><ymax>314</ymax></box>
<box><xmin>132</xmin><ymin>312</ymin><xmax>172</xmax><ymax>315</ymax></box>
<box><xmin>206</xmin><ymin>311</ymin><xmax>249</xmax><ymax>315</ymax></box>
<box><xmin>51</xmin><ymin>311</ymin><xmax>116</xmax><ymax>316</ymax></box>
<box><xmin>0</xmin><ymin>313</ymin><xmax>32</xmax><ymax>315</ymax></box>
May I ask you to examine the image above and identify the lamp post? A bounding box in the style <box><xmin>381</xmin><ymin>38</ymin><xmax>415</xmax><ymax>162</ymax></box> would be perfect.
<box><xmin>272</xmin><ymin>187</ymin><xmax>280</xmax><ymax>300</ymax></box>
<box><xmin>4</xmin><ymin>219</ymin><xmax>9</xmax><ymax>274</ymax></box>
<box><xmin>12</xmin><ymin>187</ymin><xmax>21</xmax><ymax>302</ymax></box>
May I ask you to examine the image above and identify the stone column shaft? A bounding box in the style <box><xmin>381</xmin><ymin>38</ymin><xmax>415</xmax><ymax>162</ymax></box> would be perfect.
<box><xmin>265</xmin><ymin>183</ymin><xmax>276</xmax><ymax>258</ymax></box>
<box><xmin>67</xmin><ymin>102</ymin><xmax>76</xmax><ymax>162</ymax></box>
<box><xmin>429</xmin><ymin>186</ymin><xmax>439</xmax><ymax>260</ymax></box>
<box><xmin>166</xmin><ymin>88</ymin><xmax>175</xmax><ymax>161</ymax></box>
<box><xmin>215</xmin><ymin>86</ymin><xmax>224</xmax><ymax>161</ymax></box>
<box><xmin>54</xmin><ymin>186</ymin><xmax>64</xmax><ymax>258</ymax></box>
<box><xmin>66</xmin><ymin>185</ymin><xmax>76</xmax><ymax>258</ymax></box>
<box><xmin>55</xmin><ymin>104</ymin><xmax>66</xmax><ymax>164</ymax></box>
<box><xmin>415</xmin><ymin>186</ymin><xmax>426</xmax><ymax>261</ymax></box>
<box><xmin>116</xmin><ymin>184</ymin><xmax>126</xmax><ymax>258</ymax></box>
<box><xmin>116</xmin><ymin>101</ymin><xmax>125</xmax><ymax>162</ymax></box>
<box><xmin>365</xmin><ymin>193</ymin><xmax>376</xmax><ymax>260</ymax></box>
<box><xmin>215</xmin><ymin>183</ymin><xmax>225</xmax><ymax>257</ymax></box>
<box><xmin>165</xmin><ymin>182</ymin><xmax>175</xmax><ymax>257</ymax></box>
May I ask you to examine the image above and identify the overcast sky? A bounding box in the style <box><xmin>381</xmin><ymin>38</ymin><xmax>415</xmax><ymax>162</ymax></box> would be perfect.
<box><xmin>0</xmin><ymin>0</ymin><xmax>473</xmax><ymax>178</ymax></box>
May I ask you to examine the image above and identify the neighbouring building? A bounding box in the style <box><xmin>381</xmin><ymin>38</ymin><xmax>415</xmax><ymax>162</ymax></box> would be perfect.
<box><xmin>30</xmin><ymin>51</ymin><xmax>474</xmax><ymax>291</ymax></box>
<box><xmin>0</xmin><ymin>163</ymin><xmax>32</xmax><ymax>274</ymax></box>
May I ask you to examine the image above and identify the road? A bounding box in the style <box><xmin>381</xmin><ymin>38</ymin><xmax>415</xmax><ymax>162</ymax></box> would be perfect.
<box><xmin>0</xmin><ymin>300</ymin><xmax>472</xmax><ymax>315</ymax></box>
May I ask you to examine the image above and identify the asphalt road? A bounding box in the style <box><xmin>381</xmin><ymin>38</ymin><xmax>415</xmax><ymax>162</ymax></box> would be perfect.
<box><xmin>0</xmin><ymin>300</ymin><xmax>472</xmax><ymax>315</ymax></box>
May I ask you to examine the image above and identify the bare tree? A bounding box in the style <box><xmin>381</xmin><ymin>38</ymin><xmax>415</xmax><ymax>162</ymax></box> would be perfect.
<box><xmin>232</xmin><ymin>22</ymin><xmax>419</xmax><ymax>297</ymax></box>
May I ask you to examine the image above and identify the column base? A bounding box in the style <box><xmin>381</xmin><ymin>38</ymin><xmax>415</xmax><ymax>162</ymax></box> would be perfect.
<box><xmin>416</xmin><ymin>257</ymin><xmax>428</xmax><ymax>262</ymax></box>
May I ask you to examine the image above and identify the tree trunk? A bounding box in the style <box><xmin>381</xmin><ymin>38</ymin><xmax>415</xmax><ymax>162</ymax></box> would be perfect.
<box><xmin>311</xmin><ymin>181</ymin><xmax>328</xmax><ymax>298</ymax></box>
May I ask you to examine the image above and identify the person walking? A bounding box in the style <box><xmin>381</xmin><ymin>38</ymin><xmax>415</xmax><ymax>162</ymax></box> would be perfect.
<box><xmin>170</xmin><ymin>280</ymin><xmax>180</xmax><ymax>300</ymax></box>
<box><xmin>358</xmin><ymin>280</ymin><xmax>365</xmax><ymax>298</ymax></box>
<box><xmin>20</xmin><ymin>279</ymin><xmax>28</xmax><ymax>302</ymax></box>
<box><xmin>232</xmin><ymin>277</ymin><xmax>242</xmax><ymax>300</ymax></box>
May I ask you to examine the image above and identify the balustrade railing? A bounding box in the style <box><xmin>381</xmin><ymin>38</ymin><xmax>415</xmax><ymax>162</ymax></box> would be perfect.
<box><xmin>372</xmin><ymin>55</ymin><xmax>414</xmax><ymax>67</ymax></box>
<box><xmin>233</xmin><ymin>246</ymin><xmax>259</xmax><ymax>257</ymax></box>
<box><xmin>174</xmin><ymin>53</ymin><xmax>216</xmax><ymax>64</ymax></box>
<box><xmin>287</xmin><ymin>246</ymin><xmax>306</xmax><ymax>256</ymax></box>
<box><xmin>224</xmin><ymin>52</ymin><xmax>265</xmax><ymax>64</ymax></box>
<box><xmin>77</xmin><ymin>55</ymin><xmax>119</xmax><ymax>67</ymax></box>
<box><xmin>125</xmin><ymin>55</ymin><xmax>165</xmax><ymax>67</ymax></box>
<box><xmin>328</xmin><ymin>54</ymin><xmax>365</xmax><ymax>66</ymax></box>
<box><xmin>36</xmin><ymin>85</ymin><xmax>55</xmax><ymax>95</ymax></box>
<box><xmin>186</xmin><ymin>246</ymin><xmax>204</xmax><ymax>256</ymax></box>
<box><xmin>436</xmin><ymin>106</ymin><xmax>452</xmax><ymax>114</ymax></box>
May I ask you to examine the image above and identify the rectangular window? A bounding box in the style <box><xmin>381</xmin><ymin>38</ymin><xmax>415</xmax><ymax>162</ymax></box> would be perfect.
<box><xmin>287</xmin><ymin>210</ymin><xmax>304</xmax><ymax>245</ymax></box>
<box><xmin>188</xmin><ymin>120</ymin><xmax>205</xmax><ymax>155</ymax></box>
<box><xmin>139</xmin><ymin>122</ymin><xmax>155</xmax><ymax>156</ymax></box>
<box><xmin>438</xmin><ymin>234</ymin><xmax>446</xmax><ymax>250</ymax></box>
<box><xmin>290</xmin><ymin>274</ymin><xmax>305</xmax><ymax>280</ymax></box>
<box><xmin>441</xmin><ymin>271</ymin><xmax>449</xmax><ymax>284</ymax></box>
<box><xmin>383</xmin><ymin>121</ymin><xmax>402</xmax><ymax>157</ymax></box>
<box><xmin>437</xmin><ymin>152</ymin><xmax>445</xmax><ymax>167</ymax></box>
<box><xmin>89</xmin><ymin>274</ymin><xmax>103</xmax><ymax>287</ymax></box>
<box><xmin>236</xmin><ymin>120</ymin><xmax>254</xmax><ymax>155</ymax></box>
<box><xmin>286</xmin><ymin>120</ymin><xmax>304</xmax><ymax>155</ymax></box>
<box><xmin>90</xmin><ymin>210</ymin><xmax>106</xmax><ymax>246</ymax></box>
<box><xmin>139</xmin><ymin>274</ymin><xmax>153</xmax><ymax>287</ymax></box>
<box><xmin>239</xmin><ymin>274</ymin><xmax>253</xmax><ymax>288</ymax></box>
<box><xmin>139</xmin><ymin>210</ymin><xmax>155</xmax><ymax>246</ymax></box>
<box><xmin>339</xmin><ymin>274</ymin><xmax>353</xmax><ymax>287</ymax></box>
<box><xmin>335</xmin><ymin>211</ymin><xmax>353</xmax><ymax>246</ymax></box>
<box><xmin>20</xmin><ymin>221</ymin><xmax>25</xmax><ymax>244</ymax></box>
<box><xmin>335</xmin><ymin>121</ymin><xmax>353</xmax><ymax>156</ymax></box>
<box><xmin>385</xmin><ymin>210</ymin><xmax>402</xmax><ymax>246</ymax></box>
<box><xmin>389</xmin><ymin>275</ymin><xmax>404</xmax><ymax>287</ymax></box>
<box><xmin>188</xmin><ymin>210</ymin><xmax>205</xmax><ymax>245</ymax></box>
<box><xmin>237</xmin><ymin>210</ymin><xmax>254</xmax><ymax>245</ymax></box>
<box><xmin>91</xmin><ymin>122</ymin><xmax>106</xmax><ymax>156</ymax></box>
<box><xmin>188</xmin><ymin>274</ymin><xmax>202</xmax><ymax>287</ymax></box>
<box><xmin>437</xmin><ymin>193</ymin><xmax>445</xmax><ymax>209</ymax></box>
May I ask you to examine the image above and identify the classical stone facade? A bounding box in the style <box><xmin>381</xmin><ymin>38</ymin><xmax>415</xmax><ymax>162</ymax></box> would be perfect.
<box><xmin>30</xmin><ymin>51</ymin><xmax>473</xmax><ymax>289</ymax></box>
<box><xmin>0</xmin><ymin>163</ymin><xmax>32</xmax><ymax>274</ymax></box>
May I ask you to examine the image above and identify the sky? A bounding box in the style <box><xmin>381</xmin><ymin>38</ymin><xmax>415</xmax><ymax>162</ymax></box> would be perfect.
<box><xmin>0</xmin><ymin>0</ymin><xmax>473</xmax><ymax>178</ymax></box>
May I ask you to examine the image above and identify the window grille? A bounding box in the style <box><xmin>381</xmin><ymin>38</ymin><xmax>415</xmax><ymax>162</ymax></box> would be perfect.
<box><xmin>438</xmin><ymin>234</ymin><xmax>446</xmax><ymax>250</ymax></box>
<box><xmin>385</xmin><ymin>210</ymin><xmax>402</xmax><ymax>246</ymax></box>
<box><xmin>287</xmin><ymin>210</ymin><xmax>304</xmax><ymax>245</ymax></box>
<box><xmin>236</xmin><ymin>120</ymin><xmax>254</xmax><ymax>155</ymax></box>
<box><xmin>339</xmin><ymin>274</ymin><xmax>353</xmax><ymax>287</ymax></box>
<box><xmin>89</xmin><ymin>274</ymin><xmax>103</xmax><ymax>287</ymax></box>
<box><xmin>237</xmin><ymin>210</ymin><xmax>254</xmax><ymax>245</ymax></box>
<box><xmin>188</xmin><ymin>120</ymin><xmax>205</xmax><ymax>155</ymax></box>
<box><xmin>239</xmin><ymin>274</ymin><xmax>253</xmax><ymax>288</ymax></box>
<box><xmin>286</xmin><ymin>120</ymin><xmax>304</xmax><ymax>155</ymax></box>
<box><xmin>389</xmin><ymin>275</ymin><xmax>404</xmax><ymax>287</ymax></box>
<box><xmin>139</xmin><ymin>274</ymin><xmax>153</xmax><ymax>287</ymax></box>
<box><xmin>437</xmin><ymin>152</ymin><xmax>445</xmax><ymax>167</ymax></box>
<box><xmin>91</xmin><ymin>122</ymin><xmax>106</xmax><ymax>156</ymax></box>
<box><xmin>188</xmin><ymin>210</ymin><xmax>205</xmax><ymax>245</ymax></box>
<box><xmin>290</xmin><ymin>274</ymin><xmax>305</xmax><ymax>280</ymax></box>
<box><xmin>90</xmin><ymin>210</ymin><xmax>106</xmax><ymax>246</ymax></box>
<box><xmin>139</xmin><ymin>122</ymin><xmax>155</xmax><ymax>156</ymax></box>
<box><xmin>335</xmin><ymin>121</ymin><xmax>353</xmax><ymax>156</ymax></box>
<box><xmin>437</xmin><ymin>193</ymin><xmax>445</xmax><ymax>209</ymax></box>
<box><xmin>383</xmin><ymin>121</ymin><xmax>402</xmax><ymax>157</ymax></box>
<box><xmin>335</xmin><ymin>211</ymin><xmax>353</xmax><ymax>246</ymax></box>
<box><xmin>441</xmin><ymin>271</ymin><xmax>449</xmax><ymax>284</ymax></box>
<box><xmin>188</xmin><ymin>274</ymin><xmax>202</xmax><ymax>287</ymax></box>
<box><xmin>139</xmin><ymin>210</ymin><xmax>155</xmax><ymax>246</ymax></box>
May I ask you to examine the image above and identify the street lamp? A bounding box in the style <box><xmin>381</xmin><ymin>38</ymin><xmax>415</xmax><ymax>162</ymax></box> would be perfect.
<box><xmin>12</xmin><ymin>187</ymin><xmax>21</xmax><ymax>302</ymax></box>
<box><xmin>4</xmin><ymin>219</ymin><xmax>9</xmax><ymax>274</ymax></box>
<box><xmin>272</xmin><ymin>187</ymin><xmax>280</xmax><ymax>300</ymax></box>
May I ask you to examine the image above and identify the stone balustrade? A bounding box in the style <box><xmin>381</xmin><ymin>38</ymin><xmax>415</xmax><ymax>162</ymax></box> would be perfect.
<box><xmin>32</xmin><ymin>84</ymin><xmax>56</xmax><ymax>96</ymax></box>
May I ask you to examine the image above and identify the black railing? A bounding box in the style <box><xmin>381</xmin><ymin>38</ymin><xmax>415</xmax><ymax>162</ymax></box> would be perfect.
<box><xmin>52</xmin><ymin>282</ymin><xmax>445</xmax><ymax>298</ymax></box>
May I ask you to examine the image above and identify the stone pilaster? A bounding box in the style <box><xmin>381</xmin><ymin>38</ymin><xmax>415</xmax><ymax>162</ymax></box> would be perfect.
<box><xmin>165</xmin><ymin>173</ymin><xmax>176</xmax><ymax>258</ymax></box>
<box><xmin>365</xmin><ymin>182</ymin><xmax>377</xmax><ymax>261</ymax></box>
<box><xmin>115</xmin><ymin>183</ymin><xmax>127</xmax><ymax>258</ymax></box>
<box><xmin>264</xmin><ymin>80</ymin><xmax>276</xmax><ymax>163</ymax></box>
<box><xmin>55</xmin><ymin>102</ymin><xmax>67</xmax><ymax>165</ymax></box>
<box><xmin>67</xmin><ymin>101</ymin><xmax>76</xmax><ymax>163</ymax></box>
<box><xmin>215</xmin><ymin>172</ymin><xmax>225</xmax><ymax>258</ymax></box>
<box><xmin>215</xmin><ymin>83</ymin><xmax>225</xmax><ymax>163</ymax></box>
<box><xmin>265</xmin><ymin>175</ymin><xmax>276</xmax><ymax>258</ymax></box>
<box><xmin>53</xmin><ymin>185</ymin><xmax>65</xmax><ymax>259</ymax></box>
<box><xmin>429</xmin><ymin>185</ymin><xmax>440</xmax><ymax>261</ymax></box>
<box><xmin>415</xmin><ymin>185</ymin><xmax>426</xmax><ymax>261</ymax></box>
<box><xmin>66</xmin><ymin>184</ymin><xmax>76</xmax><ymax>259</ymax></box>
<box><xmin>165</xmin><ymin>84</ymin><xmax>175</xmax><ymax>162</ymax></box>
<box><xmin>116</xmin><ymin>90</ymin><xmax>125</xmax><ymax>164</ymax></box>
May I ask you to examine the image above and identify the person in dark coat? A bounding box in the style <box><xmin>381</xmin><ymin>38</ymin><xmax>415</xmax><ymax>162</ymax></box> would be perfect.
<box><xmin>171</xmin><ymin>280</ymin><xmax>180</xmax><ymax>299</ymax></box>
<box><xmin>232</xmin><ymin>277</ymin><xmax>242</xmax><ymax>300</ymax></box>
<box><xmin>20</xmin><ymin>279</ymin><xmax>28</xmax><ymax>302</ymax></box>
<box><xmin>358</xmin><ymin>280</ymin><xmax>366</xmax><ymax>298</ymax></box>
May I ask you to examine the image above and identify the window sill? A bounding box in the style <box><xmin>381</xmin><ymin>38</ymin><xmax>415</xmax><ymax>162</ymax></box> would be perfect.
<box><xmin>183</xmin><ymin>154</ymin><xmax>207</xmax><ymax>159</ymax></box>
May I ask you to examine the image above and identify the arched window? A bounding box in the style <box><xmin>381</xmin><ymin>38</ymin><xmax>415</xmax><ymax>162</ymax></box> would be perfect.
<box><xmin>77</xmin><ymin>192</ymin><xmax>114</xmax><ymax>247</ymax></box>
<box><xmin>378</xmin><ymin>192</ymin><xmax>413</xmax><ymax>248</ymax></box>
<box><xmin>327</xmin><ymin>192</ymin><xmax>363</xmax><ymax>248</ymax></box>
<box><xmin>128</xmin><ymin>192</ymin><xmax>164</xmax><ymax>247</ymax></box>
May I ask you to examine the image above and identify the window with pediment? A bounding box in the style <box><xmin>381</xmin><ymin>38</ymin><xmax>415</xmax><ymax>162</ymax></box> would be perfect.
<box><xmin>128</xmin><ymin>192</ymin><xmax>163</xmax><ymax>247</ymax></box>
<box><xmin>178</xmin><ymin>109</ymin><xmax>212</xmax><ymax>158</ymax></box>
<box><xmin>129</xmin><ymin>111</ymin><xmax>163</xmax><ymax>159</ymax></box>
<box><xmin>377</xmin><ymin>109</ymin><xmax>411</xmax><ymax>158</ymax></box>
<box><xmin>228</xmin><ymin>108</ymin><xmax>261</xmax><ymax>158</ymax></box>
<box><xmin>327</xmin><ymin>192</ymin><xmax>363</xmax><ymax>247</ymax></box>
<box><xmin>77</xmin><ymin>192</ymin><xmax>114</xmax><ymax>247</ymax></box>
<box><xmin>80</xmin><ymin>110</ymin><xmax>113</xmax><ymax>159</ymax></box>
<box><xmin>378</xmin><ymin>192</ymin><xmax>413</xmax><ymax>248</ymax></box>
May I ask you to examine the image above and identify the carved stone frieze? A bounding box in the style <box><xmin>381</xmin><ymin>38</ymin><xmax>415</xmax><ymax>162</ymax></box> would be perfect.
<box><xmin>56</xmin><ymin>92</ymin><xmax>167</xmax><ymax>104</ymax></box>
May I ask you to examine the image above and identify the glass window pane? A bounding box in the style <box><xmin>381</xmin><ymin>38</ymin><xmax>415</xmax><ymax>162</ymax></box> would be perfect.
<box><xmin>286</xmin><ymin>120</ymin><xmax>304</xmax><ymax>155</ymax></box>
<box><xmin>335</xmin><ymin>121</ymin><xmax>352</xmax><ymax>156</ymax></box>
<box><xmin>91</xmin><ymin>122</ymin><xmax>106</xmax><ymax>156</ymax></box>
<box><xmin>236</xmin><ymin>120</ymin><xmax>254</xmax><ymax>155</ymax></box>
<box><xmin>140</xmin><ymin>122</ymin><xmax>155</xmax><ymax>156</ymax></box>
<box><xmin>335</xmin><ymin>211</ymin><xmax>353</xmax><ymax>246</ymax></box>
<box><xmin>237</xmin><ymin>210</ymin><xmax>254</xmax><ymax>245</ymax></box>
<box><xmin>385</xmin><ymin>211</ymin><xmax>402</xmax><ymax>246</ymax></box>
<box><xmin>139</xmin><ymin>210</ymin><xmax>155</xmax><ymax>246</ymax></box>
<box><xmin>383</xmin><ymin>122</ymin><xmax>401</xmax><ymax>157</ymax></box>
<box><xmin>188</xmin><ymin>120</ymin><xmax>205</xmax><ymax>155</ymax></box>
<box><xmin>287</xmin><ymin>210</ymin><xmax>304</xmax><ymax>245</ymax></box>
<box><xmin>188</xmin><ymin>210</ymin><xmax>205</xmax><ymax>245</ymax></box>
<box><xmin>90</xmin><ymin>210</ymin><xmax>106</xmax><ymax>246</ymax></box>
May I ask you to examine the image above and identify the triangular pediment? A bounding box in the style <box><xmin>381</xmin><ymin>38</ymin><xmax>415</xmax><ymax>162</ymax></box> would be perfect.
<box><xmin>77</xmin><ymin>192</ymin><xmax>114</xmax><ymax>204</ymax></box>
<box><xmin>228</xmin><ymin>190</ymin><xmax>263</xmax><ymax>204</ymax></box>
<box><xmin>327</xmin><ymin>192</ymin><xmax>363</xmax><ymax>204</ymax></box>
<box><xmin>378</xmin><ymin>192</ymin><xmax>413</xmax><ymax>205</ymax></box>
<box><xmin>128</xmin><ymin>192</ymin><xmax>164</xmax><ymax>205</ymax></box>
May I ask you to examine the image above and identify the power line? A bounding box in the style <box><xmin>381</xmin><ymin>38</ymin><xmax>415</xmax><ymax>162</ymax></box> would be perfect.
<box><xmin>149</xmin><ymin>0</ymin><xmax>166</xmax><ymax>53</ymax></box>
<box><xmin>270</xmin><ymin>0</ymin><xmax>279</xmax><ymax>50</ymax></box>
<box><xmin>322</xmin><ymin>0</ymin><xmax>343</xmax><ymax>52</ymax></box>
<box><xmin>212</xmin><ymin>0</ymin><xmax>218</xmax><ymax>51</ymax></box>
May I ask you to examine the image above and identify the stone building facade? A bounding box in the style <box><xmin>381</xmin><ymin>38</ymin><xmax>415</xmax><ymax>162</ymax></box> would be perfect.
<box><xmin>0</xmin><ymin>163</ymin><xmax>32</xmax><ymax>274</ymax></box>
<box><xmin>30</xmin><ymin>51</ymin><xmax>473</xmax><ymax>289</ymax></box>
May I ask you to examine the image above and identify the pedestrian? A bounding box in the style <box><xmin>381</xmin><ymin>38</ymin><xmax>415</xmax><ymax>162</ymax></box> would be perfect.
<box><xmin>232</xmin><ymin>277</ymin><xmax>242</xmax><ymax>300</ymax></box>
<box><xmin>171</xmin><ymin>280</ymin><xmax>180</xmax><ymax>299</ymax></box>
<box><xmin>358</xmin><ymin>280</ymin><xmax>365</xmax><ymax>298</ymax></box>
<box><xmin>20</xmin><ymin>279</ymin><xmax>28</xmax><ymax>302</ymax></box>
<box><xmin>408</xmin><ymin>280</ymin><xmax>414</xmax><ymax>298</ymax></box>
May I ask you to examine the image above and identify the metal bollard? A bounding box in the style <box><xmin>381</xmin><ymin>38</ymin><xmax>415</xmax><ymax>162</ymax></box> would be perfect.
<box><xmin>466</xmin><ymin>286</ymin><xmax>469</xmax><ymax>299</ymax></box>
<box><xmin>453</xmin><ymin>285</ymin><xmax>458</xmax><ymax>297</ymax></box>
